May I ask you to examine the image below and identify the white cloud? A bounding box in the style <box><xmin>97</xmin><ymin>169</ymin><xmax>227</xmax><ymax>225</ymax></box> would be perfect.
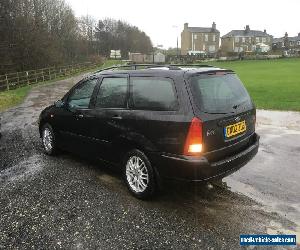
<box><xmin>67</xmin><ymin>0</ymin><xmax>300</xmax><ymax>48</ymax></box>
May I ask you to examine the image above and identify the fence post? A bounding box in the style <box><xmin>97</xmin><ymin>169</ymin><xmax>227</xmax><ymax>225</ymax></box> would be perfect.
<box><xmin>35</xmin><ymin>70</ymin><xmax>38</xmax><ymax>83</ymax></box>
<box><xmin>17</xmin><ymin>72</ymin><xmax>20</xmax><ymax>86</ymax></box>
<box><xmin>5</xmin><ymin>74</ymin><xmax>9</xmax><ymax>91</ymax></box>
<box><xmin>49</xmin><ymin>68</ymin><xmax>51</xmax><ymax>80</ymax></box>
<box><xmin>26</xmin><ymin>71</ymin><xmax>29</xmax><ymax>85</ymax></box>
<box><xmin>42</xmin><ymin>69</ymin><xmax>45</xmax><ymax>82</ymax></box>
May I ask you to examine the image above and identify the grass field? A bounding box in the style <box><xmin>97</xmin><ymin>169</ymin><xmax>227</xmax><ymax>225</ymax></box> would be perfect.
<box><xmin>210</xmin><ymin>58</ymin><xmax>300</xmax><ymax>111</ymax></box>
<box><xmin>0</xmin><ymin>60</ymin><xmax>122</xmax><ymax>112</ymax></box>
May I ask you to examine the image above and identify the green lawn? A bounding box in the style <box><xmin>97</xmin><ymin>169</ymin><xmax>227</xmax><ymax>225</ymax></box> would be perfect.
<box><xmin>0</xmin><ymin>60</ymin><xmax>122</xmax><ymax>112</ymax></box>
<box><xmin>0</xmin><ymin>86</ymin><xmax>31</xmax><ymax>112</ymax></box>
<box><xmin>209</xmin><ymin>58</ymin><xmax>300</xmax><ymax>111</ymax></box>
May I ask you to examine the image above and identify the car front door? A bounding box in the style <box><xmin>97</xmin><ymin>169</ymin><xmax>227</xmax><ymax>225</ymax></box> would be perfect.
<box><xmin>54</xmin><ymin>77</ymin><xmax>99</xmax><ymax>155</ymax></box>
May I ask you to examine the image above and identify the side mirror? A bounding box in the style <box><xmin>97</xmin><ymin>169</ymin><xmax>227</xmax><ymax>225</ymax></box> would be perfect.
<box><xmin>54</xmin><ymin>100</ymin><xmax>65</xmax><ymax>108</ymax></box>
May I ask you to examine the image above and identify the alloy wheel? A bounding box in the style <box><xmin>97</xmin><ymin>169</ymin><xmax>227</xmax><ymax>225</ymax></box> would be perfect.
<box><xmin>43</xmin><ymin>128</ymin><xmax>53</xmax><ymax>153</ymax></box>
<box><xmin>126</xmin><ymin>156</ymin><xmax>149</xmax><ymax>193</ymax></box>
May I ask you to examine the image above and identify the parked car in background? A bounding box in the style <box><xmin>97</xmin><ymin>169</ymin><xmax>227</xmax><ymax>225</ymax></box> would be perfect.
<box><xmin>38</xmin><ymin>64</ymin><xmax>259</xmax><ymax>199</ymax></box>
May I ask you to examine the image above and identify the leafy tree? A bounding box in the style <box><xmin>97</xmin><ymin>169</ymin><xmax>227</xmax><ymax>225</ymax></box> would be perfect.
<box><xmin>0</xmin><ymin>1</ymin><xmax>153</xmax><ymax>73</ymax></box>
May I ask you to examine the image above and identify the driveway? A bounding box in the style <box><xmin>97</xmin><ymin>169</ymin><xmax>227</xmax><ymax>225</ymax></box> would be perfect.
<box><xmin>0</xmin><ymin>74</ymin><xmax>299</xmax><ymax>249</ymax></box>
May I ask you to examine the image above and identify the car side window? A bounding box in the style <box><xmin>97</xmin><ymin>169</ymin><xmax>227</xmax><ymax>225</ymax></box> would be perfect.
<box><xmin>95</xmin><ymin>77</ymin><xmax>128</xmax><ymax>108</ymax></box>
<box><xmin>131</xmin><ymin>77</ymin><xmax>178</xmax><ymax>111</ymax></box>
<box><xmin>68</xmin><ymin>78</ymin><xmax>98</xmax><ymax>109</ymax></box>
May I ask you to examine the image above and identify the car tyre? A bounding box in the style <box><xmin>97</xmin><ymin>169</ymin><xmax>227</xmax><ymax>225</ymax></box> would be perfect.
<box><xmin>123</xmin><ymin>149</ymin><xmax>156</xmax><ymax>199</ymax></box>
<box><xmin>41</xmin><ymin>124</ymin><xmax>58</xmax><ymax>155</ymax></box>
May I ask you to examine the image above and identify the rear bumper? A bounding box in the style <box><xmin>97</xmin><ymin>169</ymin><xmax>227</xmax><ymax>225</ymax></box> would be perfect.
<box><xmin>151</xmin><ymin>133</ymin><xmax>259</xmax><ymax>181</ymax></box>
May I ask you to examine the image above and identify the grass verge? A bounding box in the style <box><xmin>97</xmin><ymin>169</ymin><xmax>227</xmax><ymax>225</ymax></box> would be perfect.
<box><xmin>0</xmin><ymin>86</ymin><xmax>31</xmax><ymax>112</ymax></box>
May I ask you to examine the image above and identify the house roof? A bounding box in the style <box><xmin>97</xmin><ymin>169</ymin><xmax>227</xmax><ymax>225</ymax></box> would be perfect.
<box><xmin>273</xmin><ymin>38</ymin><xmax>283</xmax><ymax>43</ymax></box>
<box><xmin>222</xmin><ymin>30</ymin><xmax>272</xmax><ymax>38</ymax></box>
<box><xmin>273</xmin><ymin>35</ymin><xmax>300</xmax><ymax>44</ymax></box>
<box><xmin>187</xmin><ymin>27</ymin><xmax>219</xmax><ymax>33</ymax></box>
<box><xmin>289</xmin><ymin>35</ymin><xmax>300</xmax><ymax>41</ymax></box>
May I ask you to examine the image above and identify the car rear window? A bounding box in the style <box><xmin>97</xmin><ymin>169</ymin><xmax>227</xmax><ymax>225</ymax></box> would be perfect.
<box><xmin>131</xmin><ymin>77</ymin><xmax>178</xmax><ymax>111</ymax></box>
<box><xmin>189</xmin><ymin>73</ymin><xmax>252</xmax><ymax>114</ymax></box>
<box><xmin>95</xmin><ymin>77</ymin><xmax>127</xmax><ymax>108</ymax></box>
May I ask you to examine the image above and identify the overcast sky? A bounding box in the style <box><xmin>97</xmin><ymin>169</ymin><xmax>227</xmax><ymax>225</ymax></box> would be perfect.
<box><xmin>67</xmin><ymin>0</ymin><xmax>299</xmax><ymax>48</ymax></box>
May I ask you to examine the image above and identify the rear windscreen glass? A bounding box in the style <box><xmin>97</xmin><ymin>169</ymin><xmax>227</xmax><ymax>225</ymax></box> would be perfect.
<box><xmin>190</xmin><ymin>73</ymin><xmax>252</xmax><ymax>114</ymax></box>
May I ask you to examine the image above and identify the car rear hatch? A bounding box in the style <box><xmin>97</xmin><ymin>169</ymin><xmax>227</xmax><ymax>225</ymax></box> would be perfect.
<box><xmin>187</xmin><ymin>71</ymin><xmax>256</xmax><ymax>162</ymax></box>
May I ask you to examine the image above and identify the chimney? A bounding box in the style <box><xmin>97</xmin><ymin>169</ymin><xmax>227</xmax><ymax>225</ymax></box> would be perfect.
<box><xmin>298</xmin><ymin>32</ymin><xmax>300</xmax><ymax>37</ymax></box>
<box><xmin>245</xmin><ymin>25</ymin><xmax>250</xmax><ymax>33</ymax></box>
<box><xmin>184</xmin><ymin>23</ymin><xmax>188</xmax><ymax>30</ymax></box>
<box><xmin>285</xmin><ymin>32</ymin><xmax>288</xmax><ymax>38</ymax></box>
<box><xmin>264</xmin><ymin>29</ymin><xmax>266</xmax><ymax>34</ymax></box>
<box><xmin>212</xmin><ymin>22</ymin><xmax>216</xmax><ymax>31</ymax></box>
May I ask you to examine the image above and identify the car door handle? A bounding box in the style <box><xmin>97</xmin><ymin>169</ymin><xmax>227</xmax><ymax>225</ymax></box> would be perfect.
<box><xmin>76</xmin><ymin>114</ymin><xmax>84</xmax><ymax>119</ymax></box>
<box><xmin>111</xmin><ymin>115</ymin><xmax>122</xmax><ymax>120</ymax></box>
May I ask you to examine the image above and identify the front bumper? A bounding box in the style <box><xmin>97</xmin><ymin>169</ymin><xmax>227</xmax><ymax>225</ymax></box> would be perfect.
<box><xmin>152</xmin><ymin>133</ymin><xmax>259</xmax><ymax>181</ymax></box>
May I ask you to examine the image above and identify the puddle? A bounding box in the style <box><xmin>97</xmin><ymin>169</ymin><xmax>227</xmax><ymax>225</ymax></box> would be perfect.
<box><xmin>225</xmin><ymin>178</ymin><xmax>300</xmax><ymax>227</ymax></box>
<box><xmin>0</xmin><ymin>155</ymin><xmax>43</xmax><ymax>185</ymax></box>
<box><xmin>224</xmin><ymin>110</ymin><xmax>300</xmax><ymax>229</ymax></box>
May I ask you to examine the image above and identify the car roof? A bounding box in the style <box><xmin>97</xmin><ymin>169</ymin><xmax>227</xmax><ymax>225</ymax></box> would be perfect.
<box><xmin>89</xmin><ymin>64</ymin><xmax>234</xmax><ymax>79</ymax></box>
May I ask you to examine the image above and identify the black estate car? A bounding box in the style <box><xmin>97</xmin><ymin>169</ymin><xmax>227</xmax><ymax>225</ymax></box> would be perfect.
<box><xmin>39</xmin><ymin>64</ymin><xmax>259</xmax><ymax>198</ymax></box>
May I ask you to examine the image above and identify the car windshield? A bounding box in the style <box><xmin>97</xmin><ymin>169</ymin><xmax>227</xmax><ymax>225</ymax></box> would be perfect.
<box><xmin>190</xmin><ymin>73</ymin><xmax>252</xmax><ymax>114</ymax></box>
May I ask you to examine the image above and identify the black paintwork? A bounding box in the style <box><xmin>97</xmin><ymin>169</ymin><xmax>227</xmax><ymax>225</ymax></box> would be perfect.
<box><xmin>39</xmin><ymin>67</ymin><xmax>259</xmax><ymax>181</ymax></box>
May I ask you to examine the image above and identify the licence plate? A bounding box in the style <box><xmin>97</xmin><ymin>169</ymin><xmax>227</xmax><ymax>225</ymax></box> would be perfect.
<box><xmin>224</xmin><ymin>120</ymin><xmax>246</xmax><ymax>139</ymax></box>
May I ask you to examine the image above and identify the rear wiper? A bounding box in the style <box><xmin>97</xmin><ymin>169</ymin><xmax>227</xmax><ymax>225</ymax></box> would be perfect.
<box><xmin>232</xmin><ymin>100</ymin><xmax>248</xmax><ymax>109</ymax></box>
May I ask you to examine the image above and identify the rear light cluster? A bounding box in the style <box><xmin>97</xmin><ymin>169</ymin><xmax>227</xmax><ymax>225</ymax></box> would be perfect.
<box><xmin>183</xmin><ymin>117</ymin><xmax>203</xmax><ymax>156</ymax></box>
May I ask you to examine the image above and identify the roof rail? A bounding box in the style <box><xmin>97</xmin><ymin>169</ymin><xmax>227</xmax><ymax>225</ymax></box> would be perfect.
<box><xmin>93</xmin><ymin>64</ymin><xmax>163</xmax><ymax>73</ymax></box>
<box><xmin>94</xmin><ymin>63</ymin><xmax>214</xmax><ymax>73</ymax></box>
<box><xmin>169</xmin><ymin>64</ymin><xmax>214</xmax><ymax>68</ymax></box>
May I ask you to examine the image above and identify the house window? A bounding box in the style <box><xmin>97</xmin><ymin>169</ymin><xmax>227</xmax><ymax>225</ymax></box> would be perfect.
<box><xmin>242</xmin><ymin>37</ymin><xmax>245</xmax><ymax>43</ymax></box>
<box><xmin>205</xmin><ymin>34</ymin><xmax>208</xmax><ymax>41</ymax></box>
<box><xmin>203</xmin><ymin>44</ymin><xmax>206</xmax><ymax>51</ymax></box>
<box><xmin>290</xmin><ymin>41</ymin><xmax>294</xmax><ymax>46</ymax></box>
<box><xmin>235</xmin><ymin>37</ymin><xmax>239</xmax><ymax>43</ymax></box>
<box><xmin>234</xmin><ymin>47</ymin><xmax>244</xmax><ymax>52</ymax></box>
<box><xmin>209</xmin><ymin>45</ymin><xmax>215</xmax><ymax>52</ymax></box>
<box><xmin>194</xmin><ymin>34</ymin><xmax>197</xmax><ymax>39</ymax></box>
<box><xmin>256</xmin><ymin>37</ymin><xmax>260</xmax><ymax>43</ymax></box>
<box><xmin>212</xmin><ymin>35</ymin><xmax>216</xmax><ymax>42</ymax></box>
<box><xmin>262</xmin><ymin>37</ymin><xmax>266</xmax><ymax>43</ymax></box>
<box><xmin>297</xmin><ymin>41</ymin><xmax>300</xmax><ymax>46</ymax></box>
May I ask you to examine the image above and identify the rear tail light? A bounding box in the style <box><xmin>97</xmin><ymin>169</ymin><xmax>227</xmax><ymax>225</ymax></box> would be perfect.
<box><xmin>183</xmin><ymin>117</ymin><xmax>203</xmax><ymax>156</ymax></box>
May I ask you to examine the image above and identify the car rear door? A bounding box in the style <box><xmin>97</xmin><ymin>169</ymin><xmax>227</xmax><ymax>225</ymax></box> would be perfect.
<box><xmin>187</xmin><ymin>72</ymin><xmax>256</xmax><ymax>161</ymax></box>
<box><xmin>87</xmin><ymin>74</ymin><xmax>131</xmax><ymax>162</ymax></box>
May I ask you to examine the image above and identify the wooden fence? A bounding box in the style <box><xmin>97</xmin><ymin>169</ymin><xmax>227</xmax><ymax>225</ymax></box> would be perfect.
<box><xmin>0</xmin><ymin>62</ymin><xmax>99</xmax><ymax>92</ymax></box>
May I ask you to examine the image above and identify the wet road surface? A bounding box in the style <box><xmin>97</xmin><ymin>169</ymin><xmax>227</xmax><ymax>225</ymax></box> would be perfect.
<box><xmin>0</xmin><ymin>75</ymin><xmax>299</xmax><ymax>249</ymax></box>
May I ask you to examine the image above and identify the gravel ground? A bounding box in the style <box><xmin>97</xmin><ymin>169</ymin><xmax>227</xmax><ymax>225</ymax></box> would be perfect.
<box><xmin>0</xmin><ymin>74</ymin><xmax>299</xmax><ymax>249</ymax></box>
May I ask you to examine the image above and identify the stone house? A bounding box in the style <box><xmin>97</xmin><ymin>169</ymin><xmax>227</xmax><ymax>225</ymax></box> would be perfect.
<box><xmin>272</xmin><ymin>32</ymin><xmax>300</xmax><ymax>53</ymax></box>
<box><xmin>181</xmin><ymin>22</ymin><xmax>220</xmax><ymax>55</ymax></box>
<box><xmin>221</xmin><ymin>25</ymin><xmax>272</xmax><ymax>54</ymax></box>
